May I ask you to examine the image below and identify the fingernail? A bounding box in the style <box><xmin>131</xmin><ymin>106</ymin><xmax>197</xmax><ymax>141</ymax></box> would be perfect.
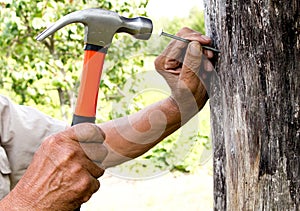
<box><xmin>202</xmin><ymin>35</ymin><xmax>211</xmax><ymax>41</ymax></box>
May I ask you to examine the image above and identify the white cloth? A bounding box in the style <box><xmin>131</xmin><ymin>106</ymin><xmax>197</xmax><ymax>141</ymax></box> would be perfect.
<box><xmin>0</xmin><ymin>95</ymin><xmax>67</xmax><ymax>199</ymax></box>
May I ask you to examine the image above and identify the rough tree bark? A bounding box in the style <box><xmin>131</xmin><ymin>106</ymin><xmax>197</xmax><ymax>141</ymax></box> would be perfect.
<box><xmin>204</xmin><ymin>0</ymin><xmax>299</xmax><ymax>210</ymax></box>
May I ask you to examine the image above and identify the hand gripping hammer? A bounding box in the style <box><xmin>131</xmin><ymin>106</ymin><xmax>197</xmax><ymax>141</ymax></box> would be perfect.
<box><xmin>36</xmin><ymin>8</ymin><xmax>153</xmax><ymax>126</ymax></box>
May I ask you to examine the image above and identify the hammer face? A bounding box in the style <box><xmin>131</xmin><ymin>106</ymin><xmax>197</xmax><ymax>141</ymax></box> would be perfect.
<box><xmin>118</xmin><ymin>17</ymin><xmax>153</xmax><ymax>40</ymax></box>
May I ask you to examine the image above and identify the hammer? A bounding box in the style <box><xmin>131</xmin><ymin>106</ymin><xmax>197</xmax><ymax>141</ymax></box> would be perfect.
<box><xmin>36</xmin><ymin>8</ymin><xmax>153</xmax><ymax>126</ymax></box>
<box><xmin>37</xmin><ymin>9</ymin><xmax>152</xmax><ymax>209</ymax></box>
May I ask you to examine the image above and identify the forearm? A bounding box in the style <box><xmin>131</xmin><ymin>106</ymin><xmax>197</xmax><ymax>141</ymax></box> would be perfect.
<box><xmin>98</xmin><ymin>96</ymin><xmax>206</xmax><ymax>168</ymax></box>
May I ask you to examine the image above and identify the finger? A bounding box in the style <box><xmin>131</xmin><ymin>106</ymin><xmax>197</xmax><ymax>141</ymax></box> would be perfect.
<box><xmin>177</xmin><ymin>27</ymin><xmax>212</xmax><ymax>45</ymax></box>
<box><xmin>164</xmin><ymin>58</ymin><xmax>181</xmax><ymax>70</ymax></box>
<box><xmin>71</xmin><ymin>124</ymin><xmax>108</xmax><ymax>167</ymax></box>
<box><xmin>163</xmin><ymin>39</ymin><xmax>188</xmax><ymax>61</ymax></box>
<box><xmin>203</xmin><ymin>49</ymin><xmax>214</xmax><ymax>59</ymax></box>
<box><xmin>182</xmin><ymin>41</ymin><xmax>203</xmax><ymax>76</ymax></box>
<box><xmin>81</xmin><ymin>157</ymin><xmax>105</xmax><ymax>178</ymax></box>
<box><xmin>202</xmin><ymin>55</ymin><xmax>215</xmax><ymax>72</ymax></box>
<box><xmin>88</xmin><ymin>176</ymin><xmax>100</xmax><ymax>197</ymax></box>
<box><xmin>80</xmin><ymin>142</ymin><xmax>108</xmax><ymax>167</ymax></box>
<box><xmin>81</xmin><ymin>174</ymin><xmax>101</xmax><ymax>204</ymax></box>
<box><xmin>183</xmin><ymin>33</ymin><xmax>212</xmax><ymax>45</ymax></box>
<box><xmin>156</xmin><ymin>40</ymin><xmax>188</xmax><ymax>70</ymax></box>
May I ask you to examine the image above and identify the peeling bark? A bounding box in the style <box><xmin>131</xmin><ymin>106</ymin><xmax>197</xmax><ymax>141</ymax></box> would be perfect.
<box><xmin>204</xmin><ymin>0</ymin><xmax>299</xmax><ymax>210</ymax></box>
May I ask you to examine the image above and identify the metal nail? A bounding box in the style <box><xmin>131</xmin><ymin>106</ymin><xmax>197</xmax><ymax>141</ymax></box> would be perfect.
<box><xmin>159</xmin><ymin>29</ymin><xmax>220</xmax><ymax>53</ymax></box>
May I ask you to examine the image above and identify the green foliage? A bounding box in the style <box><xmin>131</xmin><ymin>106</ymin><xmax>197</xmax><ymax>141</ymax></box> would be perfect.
<box><xmin>0</xmin><ymin>0</ymin><xmax>149</xmax><ymax>120</ymax></box>
<box><xmin>188</xmin><ymin>7</ymin><xmax>206</xmax><ymax>34</ymax></box>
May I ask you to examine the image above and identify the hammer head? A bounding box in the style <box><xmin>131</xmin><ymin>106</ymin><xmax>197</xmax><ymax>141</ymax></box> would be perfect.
<box><xmin>36</xmin><ymin>8</ymin><xmax>153</xmax><ymax>47</ymax></box>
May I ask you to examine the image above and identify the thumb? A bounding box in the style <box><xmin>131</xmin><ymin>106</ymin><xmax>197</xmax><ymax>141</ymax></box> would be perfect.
<box><xmin>182</xmin><ymin>41</ymin><xmax>202</xmax><ymax>76</ymax></box>
<box><xmin>72</xmin><ymin>123</ymin><xmax>105</xmax><ymax>143</ymax></box>
<box><xmin>72</xmin><ymin>123</ymin><xmax>108</xmax><ymax>166</ymax></box>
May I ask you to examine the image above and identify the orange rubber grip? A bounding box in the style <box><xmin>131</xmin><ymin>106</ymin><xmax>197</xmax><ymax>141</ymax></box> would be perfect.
<box><xmin>75</xmin><ymin>50</ymin><xmax>106</xmax><ymax>117</ymax></box>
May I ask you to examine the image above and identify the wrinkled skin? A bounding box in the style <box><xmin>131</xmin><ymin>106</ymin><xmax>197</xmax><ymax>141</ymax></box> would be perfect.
<box><xmin>0</xmin><ymin>124</ymin><xmax>107</xmax><ymax>211</ymax></box>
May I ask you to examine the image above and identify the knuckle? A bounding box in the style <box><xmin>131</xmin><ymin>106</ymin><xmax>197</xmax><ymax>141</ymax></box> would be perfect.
<box><xmin>177</xmin><ymin>27</ymin><xmax>191</xmax><ymax>36</ymax></box>
<box><xmin>82</xmin><ymin>195</ymin><xmax>92</xmax><ymax>204</ymax></box>
<box><xmin>52</xmin><ymin>145</ymin><xmax>81</xmax><ymax>168</ymax></box>
<box><xmin>91</xmin><ymin>179</ymin><xmax>100</xmax><ymax>193</ymax></box>
<box><xmin>77</xmin><ymin>174</ymin><xmax>93</xmax><ymax>192</ymax></box>
<box><xmin>90</xmin><ymin>165</ymin><xmax>105</xmax><ymax>178</ymax></box>
<box><xmin>42</xmin><ymin>135</ymin><xmax>57</xmax><ymax>148</ymax></box>
<box><xmin>69</xmin><ymin>162</ymin><xmax>84</xmax><ymax>174</ymax></box>
<box><xmin>81</xmin><ymin>180</ymin><xmax>100</xmax><ymax>203</ymax></box>
<box><xmin>59</xmin><ymin>146</ymin><xmax>77</xmax><ymax>164</ymax></box>
<box><xmin>40</xmin><ymin>135</ymin><xmax>62</xmax><ymax>156</ymax></box>
<box><xmin>96</xmin><ymin>168</ymin><xmax>105</xmax><ymax>178</ymax></box>
<box><xmin>80</xmin><ymin>179</ymin><xmax>99</xmax><ymax>204</ymax></box>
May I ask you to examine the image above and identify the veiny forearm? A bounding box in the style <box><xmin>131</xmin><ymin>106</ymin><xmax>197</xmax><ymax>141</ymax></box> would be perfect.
<box><xmin>98</xmin><ymin>96</ymin><xmax>200</xmax><ymax>168</ymax></box>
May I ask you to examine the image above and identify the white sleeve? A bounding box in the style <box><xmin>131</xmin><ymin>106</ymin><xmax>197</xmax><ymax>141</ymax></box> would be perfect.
<box><xmin>0</xmin><ymin>146</ymin><xmax>10</xmax><ymax>200</ymax></box>
<box><xmin>0</xmin><ymin>95</ymin><xmax>68</xmax><ymax>194</ymax></box>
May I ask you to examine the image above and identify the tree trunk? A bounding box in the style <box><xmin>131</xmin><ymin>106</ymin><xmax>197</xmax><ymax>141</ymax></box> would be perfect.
<box><xmin>204</xmin><ymin>0</ymin><xmax>299</xmax><ymax>210</ymax></box>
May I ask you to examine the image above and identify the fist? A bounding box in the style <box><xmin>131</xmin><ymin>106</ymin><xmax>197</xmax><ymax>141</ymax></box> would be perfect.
<box><xmin>2</xmin><ymin>124</ymin><xmax>107</xmax><ymax>211</ymax></box>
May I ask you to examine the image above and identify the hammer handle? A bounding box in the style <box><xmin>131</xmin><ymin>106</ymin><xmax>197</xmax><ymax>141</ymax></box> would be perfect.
<box><xmin>73</xmin><ymin>45</ymin><xmax>106</xmax><ymax>123</ymax></box>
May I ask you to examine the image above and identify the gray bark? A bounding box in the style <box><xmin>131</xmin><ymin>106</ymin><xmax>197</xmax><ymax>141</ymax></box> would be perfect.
<box><xmin>204</xmin><ymin>0</ymin><xmax>299</xmax><ymax>210</ymax></box>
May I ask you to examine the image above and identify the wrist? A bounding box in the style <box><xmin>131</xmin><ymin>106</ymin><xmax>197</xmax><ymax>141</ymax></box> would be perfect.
<box><xmin>0</xmin><ymin>184</ymin><xmax>37</xmax><ymax>211</ymax></box>
<box><xmin>0</xmin><ymin>192</ymin><xmax>26</xmax><ymax>211</ymax></box>
<box><xmin>163</xmin><ymin>96</ymin><xmax>182</xmax><ymax>123</ymax></box>
<box><xmin>168</xmin><ymin>91</ymin><xmax>208</xmax><ymax>124</ymax></box>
